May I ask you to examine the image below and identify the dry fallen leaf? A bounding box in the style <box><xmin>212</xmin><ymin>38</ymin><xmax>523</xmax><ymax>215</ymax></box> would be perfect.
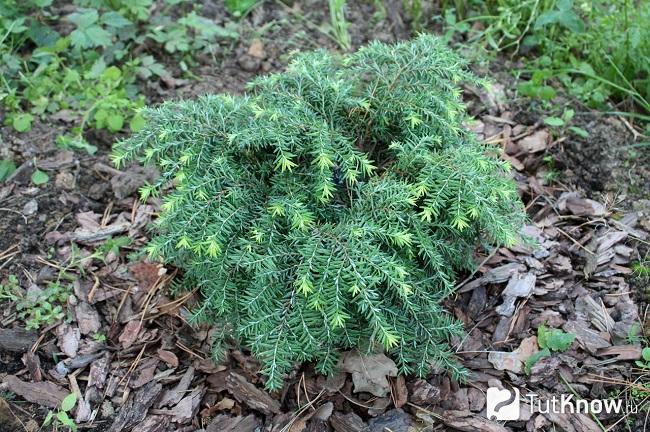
<box><xmin>517</xmin><ymin>129</ymin><xmax>549</xmax><ymax>153</ymax></box>
<box><xmin>75</xmin><ymin>211</ymin><xmax>101</xmax><ymax>231</ymax></box>
<box><xmin>488</xmin><ymin>336</ymin><xmax>539</xmax><ymax>373</ymax></box>
<box><xmin>157</xmin><ymin>349</ymin><xmax>179</xmax><ymax>368</ymax></box>
<box><xmin>340</xmin><ymin>351</ymin><xmax>398</xmax><ymax>397</ymax></box>
<box><xmin>130</xmin><ymin>261</ymin><xmax>162</xmax><ymax>291</ymax></box>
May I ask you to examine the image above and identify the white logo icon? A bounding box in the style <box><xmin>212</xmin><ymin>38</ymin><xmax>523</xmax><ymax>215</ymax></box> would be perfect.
<box><xmin>487</xmin><ymin>387</ymin><xmax>520</xmax><ymax>421</ymax></box>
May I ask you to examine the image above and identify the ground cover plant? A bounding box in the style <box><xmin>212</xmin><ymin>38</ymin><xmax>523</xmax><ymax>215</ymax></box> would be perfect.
<box><xmin>0</xmin><ymin>0</ymin><xmax>238</xmax><ymax>152</ymax></box>
<box><xmin>114</xmin><ymin>34</ymin><xmax>526</xmax><ymax>389</ymax></box>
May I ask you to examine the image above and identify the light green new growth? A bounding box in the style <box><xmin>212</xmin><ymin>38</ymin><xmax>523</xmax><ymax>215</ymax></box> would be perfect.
<box><xmin>114</xmin><ymin>35</ymin><xmax>526</xmax><ymax>389</ymax></box>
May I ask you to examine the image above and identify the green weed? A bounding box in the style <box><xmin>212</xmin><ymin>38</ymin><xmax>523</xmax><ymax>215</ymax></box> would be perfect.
<box><xmin>43</xmin><ymin>393</ymin><xmax>78</xmax><ymax>432</ymax></box>
<box><xmin>525</xmin><ymin>325</ymin><xmax>576</xmax><ymax>374</ymax></box>
<box><xmin>0</xmin><ymin>275</ymin><xmax>20</xmax><ymax>302</ymax></box>
<box><xmin>328</xmin><ymin>0</ymin><xmax>351</xmax><ymax>50</ymax></box>
<box><xmin>16</xmin><ymin>281</ymin><xmax>70</xmax><ymax>330</ymax></box>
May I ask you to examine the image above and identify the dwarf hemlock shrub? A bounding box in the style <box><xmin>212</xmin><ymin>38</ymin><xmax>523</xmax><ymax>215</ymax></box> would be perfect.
<box><xmin>113</xmin><ymin>35</ymin><xmax>525</xmax><ymax>389</ymax></box>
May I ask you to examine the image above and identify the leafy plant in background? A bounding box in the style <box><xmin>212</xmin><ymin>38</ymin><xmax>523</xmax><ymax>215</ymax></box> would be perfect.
<box><xmin>148</xmin><ymin>11</ymin><xmax>238</xmax><ymax>57</ymax></box>
<box><xmin>0</xmin><ymin>0</ymin><xmax>238</xmax><ymax>150</ymax></box>
<box><xmin>429</xmin><ymin>0</ymin><xmax>649</xmax><ymax>124</ymax></box>
<box><xmin>114</xmin><ymin>35</ymin><xmax>526</xmax><ymax>389</ymax></box>
<box><xmin>541</xmin><ymin>108</ymin><xmax>588</xmax><ymax>138</ymax></box>
<box><xmin>328</xmin><ymin>0</ymin><xmax>351</xmax><ymax>50</ymax></box>
<box><xmin>452</xmin><ymin>0</ymin><xmax>552</xmax><ymax>53</ymax></box>
<box><xmin>224</xmin><ymin>0</ymin><xmax>260</xmax><ymax>17</ymax></box>
<box><xmin>552</xmin><ymin>0</ymin><xmax>650</xmax><ymax>115</ymax></box>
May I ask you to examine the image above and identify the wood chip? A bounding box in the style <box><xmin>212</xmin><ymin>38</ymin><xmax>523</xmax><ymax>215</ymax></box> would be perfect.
<box><xmin>5</xmin><ymin>375</ymin><xmax>68</xmax><ymax>409</ymax></box>
<box><xmin>129</xmin><ymin>357</ymin><xmax>159</xmax><ymax>389</ymax></box>
<box><xmin>330</xmin><ymin>411</ymin><xmax>367</xmax><ymax>432</ymax></box>
<box><xmin>393</xmin><ymin>376</ymin><xmax>408</xmax><ymax>409</ymax></box>
<box><xmin>431</xmin><ymin>409</ymin><xmax>509</xmax><ymax>432</ymax></box>
<box><xmin>131</xmin><ymin>415</ymin><xmax>170</xmax><ymax>432</ymax></box>
<box><xmin>206</xmin><ymin>414</ymin><xmax>261</xmax><ymax>432</ymax></box>
<box><xmin>71</xmin><ymin>222</ymin><xmax>131</xmax><ymax>243</ymax></box>
<box><xmin>22</xmin><ymin>352</ymin><xmax>42</xmax><ymax>382</ymax></box>
<box><xmin>225</xmin><ymin>371</ymin><xmax>280</xmax><ymax>415</ymax></box>
<box><xmin>158</xmin><ymin>366</ymin><xmax>195</xmax><ymax>408</ymax></box>
<box><xmin>170</xmin><ymin>387</ymin><xmax>205</xmax><ymax>423</ymax></box>
<box><xmin>596</xmin><ymin>345</ymin><xmax>642</xmax><ymax>361</ymax></box>
<box><xmin>119</xmin><ymin>320</ymin><xmax>142</xmax><ymax>349</ymax></box>
<box><xmin>408</xmin><ymin>379</ymin><xmax>440</xmax><ymax>405</ymax></box>
<box><xmin>0</xmin><ymin>328</ymin><xmax>37</xmax><ymax>353</ymax></box>
<box><xmin>367</xmin><ymin>408</ymin><xmax>412</xmax><ymax>431</ymax></box>
<box><xmin>563</xmin><ymin>320</ymin><xmax>610</xmax><ymax>354</ymax></box>
<box><xmin>557</xmin><ymin>192</ymin><xmax>607</xmax><ymax>217</ymax></box>
<box><xmin>107</xmin><ymin>381</ymin><xmax>162</xmax><ymax>432</ymax></box>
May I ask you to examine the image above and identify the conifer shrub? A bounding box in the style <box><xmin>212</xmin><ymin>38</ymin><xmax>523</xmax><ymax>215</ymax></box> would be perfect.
<box><xmin>113</xmin><ymin>35</ymin><xmax>525</xmax><ymax>389</ymax></box>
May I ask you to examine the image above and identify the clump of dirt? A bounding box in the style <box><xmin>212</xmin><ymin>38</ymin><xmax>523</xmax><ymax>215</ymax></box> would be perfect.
<box><xmin>558</xmin><ymin>114</ymin><xmax>650</xmax><ymax>201</ymax></box>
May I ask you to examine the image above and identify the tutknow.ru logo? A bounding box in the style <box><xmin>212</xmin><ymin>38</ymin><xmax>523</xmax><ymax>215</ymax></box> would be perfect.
<box><xmin>486</xmin><ymin>387</ymin><xmax>638</xmax><ymax>421</ymax></box>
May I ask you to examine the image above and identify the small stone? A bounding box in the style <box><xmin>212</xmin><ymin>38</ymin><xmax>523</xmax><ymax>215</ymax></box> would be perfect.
<box><xmin>101</xmin><ymin>400</ymin><xmax>115</xmax><ymax>418</ymax></box>
<box><xmin>248</xmin><ymin>39</ymin><xmax>265</xmax><ymax>59</ymax></box>
<box><xmin>55</xmin><ymin>172</ymin><xmax>75</xmax><ymax>190</ymax></box>
<box><xmin>238</xmin><ymin>54</ymin><xmax>261</xmax><ymax>72</ymax></box>
<box><xmin>467</xmin><ymin>387</ymin><xmax>486</xmax><ymax>412</ymax></box>
<box><xmin>487</xmin><ymin>351</ymin><xmax>521</xmax><ymax>373</ymax></box>
<box><xmin>22</xmin><ymin>199</ymin><xmax>38</xmax><ymax>216</ymax></box>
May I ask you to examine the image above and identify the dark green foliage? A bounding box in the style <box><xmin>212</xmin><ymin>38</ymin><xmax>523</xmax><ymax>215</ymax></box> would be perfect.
<box><xmin>114</xmin><ymin>35</ymin><xmax>526</xmax><ymax>389</ymax></box>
